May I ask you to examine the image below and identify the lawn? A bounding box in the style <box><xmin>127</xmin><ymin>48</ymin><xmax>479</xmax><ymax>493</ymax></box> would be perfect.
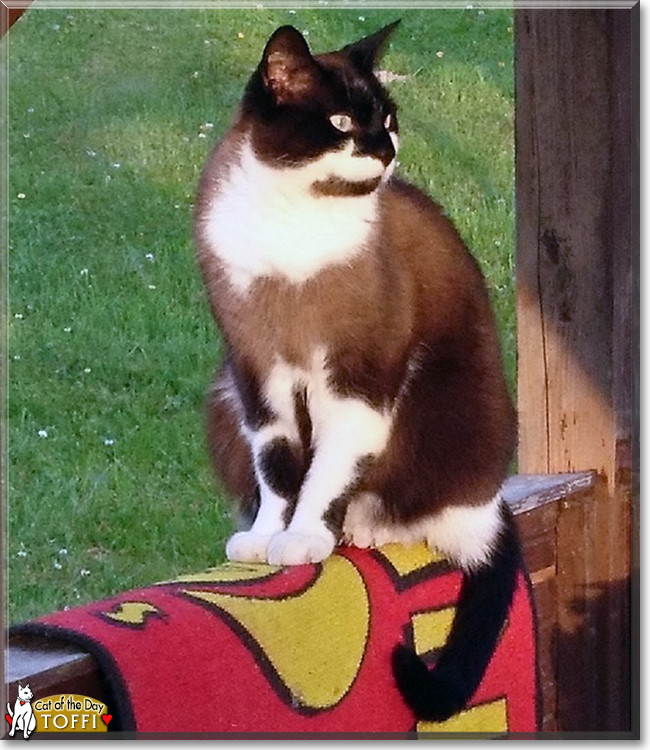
<box><xmin>5</xmin><ymin>6</ymin><xmax>515</xmax><ymax>624</ymax></box>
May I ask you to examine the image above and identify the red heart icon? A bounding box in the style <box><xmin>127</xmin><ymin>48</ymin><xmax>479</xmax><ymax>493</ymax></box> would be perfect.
<box><xmin>5</xmin><ymin>713</ymin><xmax>12</xmax><ymax>726</ymax></box>
<box><xmin>101</xmin><ymin>714</ymin><xmax>112</xmax><ymax>726</ymax></box>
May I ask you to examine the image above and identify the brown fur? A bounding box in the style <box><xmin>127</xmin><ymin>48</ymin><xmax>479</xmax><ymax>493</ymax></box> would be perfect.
<box><xmin>195</xmin><ymin>134</ymin><xmax>516</xmax><ymax>531</ymax></box>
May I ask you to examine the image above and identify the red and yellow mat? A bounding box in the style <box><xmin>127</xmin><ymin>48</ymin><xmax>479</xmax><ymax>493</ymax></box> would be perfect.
<box><xmin>14</xmin><ymin>544</ymin><xmax>539</xmax><ymax>736</ymax></box>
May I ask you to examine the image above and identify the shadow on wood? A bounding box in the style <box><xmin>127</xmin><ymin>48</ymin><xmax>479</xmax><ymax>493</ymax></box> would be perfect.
<box><xmin>553</xmin><ymin>578</ymin><xmax>631</xmax><ymax>732</ymax></box>
<box><xmin>514</xmin><ymin>6</ymin><xmax>637</xmax><ymax>734</ymax></box>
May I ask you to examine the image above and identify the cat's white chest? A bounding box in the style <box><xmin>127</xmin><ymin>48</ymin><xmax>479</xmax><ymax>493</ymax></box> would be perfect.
<box><xmin>201</xmin><ymin>140</ymin><xmax>378</xmax><ymax>291</ymax></box>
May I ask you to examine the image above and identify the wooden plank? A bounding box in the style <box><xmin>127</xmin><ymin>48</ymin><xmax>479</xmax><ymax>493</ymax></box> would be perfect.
<box><xmin>6</xmin><ymin>634</ymin><xmax>105</xmax><ymax>704</ymax></box>
<box><xmin>555</xmin><ymin>477</ymin><xmax>632</xmax><ymax>732</ymax></box>
<box><xmin>532</xmin><ymin>578</ymin><xmax>558</xmax><ymax>732</ymax></box>
<box><xmin>504</xmin><ymin>472</ymin><xmax>595</xmax><ymax>515</ymax></box>
<box><xmin>516</xmin><ymin>9</ymin><xmax>618</xmax><ymax>480</ymax></box>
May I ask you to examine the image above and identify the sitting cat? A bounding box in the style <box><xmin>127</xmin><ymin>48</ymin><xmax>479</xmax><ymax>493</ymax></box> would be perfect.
<box><xmin>7</xmin><ymin>684</ymin><xmax>37</xmax><ymax>738</ymax></box>
<box><xmin>193</xmin><ymin>21</ymin><xmax>520</xmax><ymax>722</ymax></box>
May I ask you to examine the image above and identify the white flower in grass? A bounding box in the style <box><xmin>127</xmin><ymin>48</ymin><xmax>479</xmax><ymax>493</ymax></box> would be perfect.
<box><xmin>17</xmin><ymin>193</ymin><xmax>25</xmax><ymax>199</ymax></box>
<box><xmin>38</xmin><ymin>429</ymin><xmax>48</xmax><ymax>438</ymax></box>
<box><xmin>80</xmin><ymin>569</ymin><xmax>91</xmax><ymax>577</ymax></box>
<box><xmin>53</xmin><ymin>561</ymin><xmax>62</xmax><ymax>570</ymax></box>
<box><xmin>145</xmin><ymin>253</ymin><xmax>154</xmax><ymax>261</ymax></box>
<box><xmin>103</xmin><ymin>438</ymin><xmax>115</xmax><ymax>446</ymax></box>
<box><xmin>16</xmin><ymin>550</ymin><xmax>27</xmax><ymax>558</ymax></box>
<box><xmin>59</xmin><ymin>548</ymin><xmax>68</xmax><ymax>556</ymax></box>
<box><xmin>376</xmin><ymin>71</ymin><xmax>409</xmax><ymax>84</ymax></box>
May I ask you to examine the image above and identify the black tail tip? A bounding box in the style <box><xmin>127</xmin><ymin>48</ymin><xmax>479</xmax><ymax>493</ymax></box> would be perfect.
<box><xmin>392</xmin><ymin>644</ymin><xmax>467</xmax><ymax>722</ymax></box>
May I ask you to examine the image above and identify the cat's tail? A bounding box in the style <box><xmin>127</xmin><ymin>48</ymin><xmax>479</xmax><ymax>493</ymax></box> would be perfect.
<box><xmin>6</xmin><ymin>703</ymin><xmax>12</xmax><ymax>717</ymax></box>
<box><xmin>392</xmin><ymin>502</ymin><xmax>520</xmax><ymax>721</ymax></box>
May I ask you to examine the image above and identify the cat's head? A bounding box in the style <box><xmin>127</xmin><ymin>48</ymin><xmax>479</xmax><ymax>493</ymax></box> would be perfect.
<box><xmin>241</xmin><ymin>22</ymin><xmax>401</xmax><ymax>196</ymax></box>
<box><xmin>18</xmin><ymin>684</ymin><xmax>33</xmax><ymax>701</ymax></box>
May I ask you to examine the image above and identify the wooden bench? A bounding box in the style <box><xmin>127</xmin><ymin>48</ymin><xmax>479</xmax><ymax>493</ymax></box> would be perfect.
<box><xmin>8</xmin><ymin>471</ymin><xmax>606</xmax><ymax>734</ymax></box>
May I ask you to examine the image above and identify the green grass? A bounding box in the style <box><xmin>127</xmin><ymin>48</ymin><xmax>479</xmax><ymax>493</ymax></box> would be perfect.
<box><xmin>5</xmin><ymin>7</ymin><xmax>514</xmax><ymax>624</ymax></box>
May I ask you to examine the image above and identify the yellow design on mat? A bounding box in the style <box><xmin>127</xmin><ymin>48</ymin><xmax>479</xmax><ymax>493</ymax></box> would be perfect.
<box><xmin>183</xmin><ymin>555</ymin><xmax>369</xmax><ymax>709</ymax></box>
<box><xmin>102</xmin><ymin>601</ymin><xmax>160</xmax><ymax>626</ymax></box>
<box><xmin>417</xmin><ymin>697</ymin><xmax>508</xmax><ymax>734</ymax></box>
<box><xmin>376</xmin><ymin>543</ymin><xmax>447</xmax><ymax>576</ymax></box>
<box><xmin>169</xmin><ymin>562</ymin><xmax>279</xmax><ymax>584</ymax></box>
<box><xmin>412</xmin><ymin>607</ymin><xmax>456</xmax><ymax>655</ymax></box>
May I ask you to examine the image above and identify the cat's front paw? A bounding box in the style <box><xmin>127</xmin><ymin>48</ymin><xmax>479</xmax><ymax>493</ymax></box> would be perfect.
<box><xmin>342</xmin><ymin>492</ymin><xmax>395</xmax><ymax>548</ymax></box>
<box><xmin>225</xmin><ymin>531</ymin><xmax>273</xmax><ymax>563</ymax></box>
<box><xmin>267</xmin><ymin>530</ymin><xmax>335</xmax><ymax>566</ymax></box>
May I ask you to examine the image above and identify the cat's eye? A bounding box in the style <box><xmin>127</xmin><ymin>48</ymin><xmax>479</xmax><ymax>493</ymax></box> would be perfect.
<box><xmin>329</xmin><ymin>114</ymin><xmax>354</xmax><ymax>133</ymax></box>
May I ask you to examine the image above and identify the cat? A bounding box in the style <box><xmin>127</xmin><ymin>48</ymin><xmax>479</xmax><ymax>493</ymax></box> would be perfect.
<box><xmin>7</xmin><ymin>683</ymin><xmax>37</xmax><ymax>738</ymax></box>
<box><xmin>193</xmin><ymin>22</ymin><xmax>520</xmax><ymax>722</ymax></box>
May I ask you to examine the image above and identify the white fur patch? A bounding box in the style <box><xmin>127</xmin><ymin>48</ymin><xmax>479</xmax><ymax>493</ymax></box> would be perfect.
<box><xmin>318</xmin><ymin>139</ymin><xmax>387</xmax><ymax>182</ymax></box>
<box><xmin>267</xmin><ymin>530</ymin><xmax>335</xmax><ymax>566</ymax></box>
<box><xmin>226</xmin><ymin>481</ymin><xmax>288</xmax><ymax>562</ymax></box>
<box><xmin>201</xmin><ymin>137</ymin><xmax>385</xmax><ymax>291</ymax></box>
<box><xmin>343</xmin><ymin>492</ymin><xmax>504</xmax><ymax>571</ymax></box>
<box><xmin>383</xmin><ymin>132</ymin><xmax>400</xmax><ymax>182</ymax></box>
<box><xmin>231</xmin><ymin>347</ymin><xmax>394</xmax><ymax>565</ymax></box>
<box><xmin>226</xmin><ymin>531</ymin><xmax>275</xmax><ymax>563</ymax></box>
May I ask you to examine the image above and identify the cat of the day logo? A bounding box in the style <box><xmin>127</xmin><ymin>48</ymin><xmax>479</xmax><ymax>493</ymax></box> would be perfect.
<box><xmin>5</xmin><ymin>688</ymin><xmax>111</xmax><ymax>737</ymax></box>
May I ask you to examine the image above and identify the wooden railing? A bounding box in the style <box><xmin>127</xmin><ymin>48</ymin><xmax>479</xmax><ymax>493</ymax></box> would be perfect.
<box><xmin>7</xmin><ymin>471</ymin><xmax>610</xmax><ymax>734</ymax></box>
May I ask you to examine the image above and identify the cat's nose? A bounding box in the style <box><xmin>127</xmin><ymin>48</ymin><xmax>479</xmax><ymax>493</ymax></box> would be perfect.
<box><xmin>353</xmin><ymin>131</ymin><xmax>396</xmax><ymax>167</ymax></box>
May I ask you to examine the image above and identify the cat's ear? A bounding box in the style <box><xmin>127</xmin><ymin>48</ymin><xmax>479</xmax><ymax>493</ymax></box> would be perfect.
<box><xmin>261</xmin><ymin>26</ymin><xmax>320</xmax><ymax>105</ymax></box>
<box><xmin>340</xmin><ymin>20</ymin><xmax>401</xmax><ymax>72</ymax></box>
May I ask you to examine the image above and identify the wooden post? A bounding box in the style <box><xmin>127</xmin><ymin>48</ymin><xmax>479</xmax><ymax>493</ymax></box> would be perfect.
<box><xmin>515</xmin><ymin>6</ymin><xmax>637</xmax><ymax>733</ymax></box>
